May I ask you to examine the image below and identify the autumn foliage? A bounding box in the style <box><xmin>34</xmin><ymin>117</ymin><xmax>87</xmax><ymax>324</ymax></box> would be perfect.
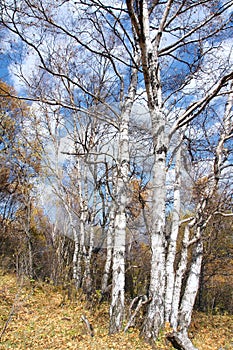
<box><xmin>0</xmin><ymin>269</ymin><xmax>232</xmax><ymax>350</ymax></box>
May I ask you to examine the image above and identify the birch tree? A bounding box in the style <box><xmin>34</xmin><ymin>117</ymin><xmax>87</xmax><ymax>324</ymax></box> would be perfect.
<box><xmin>1</xmin><ymin>0</ymin><xmax>233</xmax><ymax>348</ymax></box>
<box><xmin>124</xmin><ymin>2</ymin><xmax>233</xmax><ymax>346</ymax></box>
<box><xmin>167</xmin><ymin>84</ymin><xmax>233</xmax><ymax>350</ymax></box>
<box><xmin>0</xmin><ymin>0</ymin><xmax>137</xmax><ymax>333</ymax></box>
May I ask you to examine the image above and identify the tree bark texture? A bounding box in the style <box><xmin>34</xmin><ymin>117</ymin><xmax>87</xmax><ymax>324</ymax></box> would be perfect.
<box><xmin>109</xmin><ymin>57</ymin><xmax>139</xmax><ymax>333</ymax></box>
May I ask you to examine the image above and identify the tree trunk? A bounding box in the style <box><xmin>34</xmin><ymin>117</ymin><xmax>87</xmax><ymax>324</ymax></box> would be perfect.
<box><xmin>65</xmin><ymin>205</ymin><xmax>81</xmax><ymax>288</ymax></box>
<box><xmin>170</xmin><ymin>224</ymin><xmax>191</xmax><ymax>330</ymax></box>
<box><xmin>126</xmin><ymin>0</ymin><xmax>169</xmax><ymax>339</ymax></box>
<box><xmin>109</xmin><ymin>112</ymin><xmax>129</xmax><ymax>333</ymax></box>
<box><xmin>81</xmin><ymin>161</ymin><xmax>94</xmax><ymax>295</ymax></box>
<box><xmin>167</xmin><ymin>330</ymin><xmax>198</xmax><ymax>350</ymax></box>
<box><xmin>101</xmin><ymin>204</ymin><xmax>114</xmax><ymax>293</ymax></box>
<box><xmin>165</xmin><ymin>142</ymin><xmax>182</xmax><ymax>322</ymax></box>
<box><xmin>109</xmin><ymin>205</ymin><xmax>127</xmax><ymax>333</ymax></box>
<box><xmin>178</xmin><ymin>235</ymin><xmax>204</xmax><ymax>333</ymax></box>
<box><xmin>141</xmin><ymin>147</ymin><xmax>167</xmax><ymax>340</ymax></box>
<box><xmin>109</xmin><ymin>58</ymin><xmax>138</xmax><ymax>333</ymax></box>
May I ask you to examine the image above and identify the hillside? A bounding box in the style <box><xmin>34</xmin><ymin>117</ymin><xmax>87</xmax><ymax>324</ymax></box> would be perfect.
<box><xmin>0</xmin><ymin>270</ymin><xmax>232</xmax><ymax>350</ymax></box>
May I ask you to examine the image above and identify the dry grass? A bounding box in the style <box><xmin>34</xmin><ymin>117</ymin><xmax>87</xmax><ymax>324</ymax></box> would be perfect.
<box><xmin>0</xmin><ymin>270</ymin><xmax>232</xmax><ymax>350</ymax></box>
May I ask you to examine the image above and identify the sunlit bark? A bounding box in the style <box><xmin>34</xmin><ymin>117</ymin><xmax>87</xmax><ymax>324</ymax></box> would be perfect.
<box><xmin>165</xmin><ymin>140</ymin><xmax>182</xmax><ymax>322</ymax></box>
<box><xmin>110</xmin><ymin>55</ymin><xmax>139</xmax><ymax>333</ymax></box>
<box><xmin>1</xmin><ymin>1</ymin><xmax>232</xmax><ymax>347</ymax></box>
<box><xmin>101</xmin><ymin>202</ymin><xmax>114</xmax><ymax>293</ymax></box>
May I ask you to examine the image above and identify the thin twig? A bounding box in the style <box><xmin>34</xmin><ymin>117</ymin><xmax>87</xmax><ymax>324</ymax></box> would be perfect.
<box><xmin>124</xmin><ymin>295</ymin><xmax>151</xmax><ymax>333</ymax></box>
<box><xmin>81</xmin><ymin>314</ymin><xmax>94</xmax><ymax>337</ymax></box>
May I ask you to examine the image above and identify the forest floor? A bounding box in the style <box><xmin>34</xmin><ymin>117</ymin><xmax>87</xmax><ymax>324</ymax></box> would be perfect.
<box><xmin>0</xmin><ymin>269</ymin><xmax>232</xmax><ymax>350</ymax></box>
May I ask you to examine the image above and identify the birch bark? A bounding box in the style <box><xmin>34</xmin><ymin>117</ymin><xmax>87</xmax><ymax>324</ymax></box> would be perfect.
<box><xmin>126</xmin><ymin>0</ymin><xmax>169</xmax><ymax>339</ymax></box>
<box><xmin>109</xmin><ymin>56</ymin><xmax>139</xmax><ymax>333</ymax></box>
<box><xmin>178</xmin><ymin>233</ymin><xmax>203</xmax><ymax>333</ymax></box>
<box><xmin>101</xmin><ymin>161</ymin><xmax>117</xmax><ymax>294</ymax></box>
<box><xmin>172</xmin><ymin>84</ymin><xmax>233</xmax><ymax>347</ymax></box>
<box><xmin>170</xmin><ymin>223</ymin><xmax>191</xmax><ymax>330</ymax></box>
<box><xmin>82</xmin><ymin>184</ymin><xmax>96</xmax><ymax>296</ymax></box>
<box><xmin>1</xmin><ymin>0</ymin><xmax>232</xmax><ymax>345</ymax></box>
<box><xmin>101</xmin><ymin>202</ymin><xmax>114</xmax><ymax>293</ymax></box>
<box><xmin>165</xmin><ymin>141</ymin><xmax>182</xmax><ymax>322</ymax></box>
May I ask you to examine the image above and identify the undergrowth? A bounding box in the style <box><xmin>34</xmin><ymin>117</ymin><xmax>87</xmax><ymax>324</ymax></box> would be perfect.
<box><xmin>0</xmin><ymin>270</ymin><xmax>232</xmax><ymax>350</ymax></box>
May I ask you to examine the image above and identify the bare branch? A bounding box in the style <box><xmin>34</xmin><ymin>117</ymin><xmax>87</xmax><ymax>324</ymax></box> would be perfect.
<box><xmin>214</xmin><ymin>212</ymin><xmax>233</xmax><ymax>217</ymax></box>
<box><xmin>170</xmin><ymin>71</ymin><xmax>233</xmax><ymax>138</ymax></box>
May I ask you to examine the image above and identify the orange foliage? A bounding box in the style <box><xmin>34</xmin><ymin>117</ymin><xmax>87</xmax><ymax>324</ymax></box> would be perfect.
<box><xmin>0</xmin><ymin>270</ymin><xmax>232</xmax><ymax>350</ymax></box>
<box><xmin>127</xmin><ymin>179</ymin><xmax>149</xmax><ymax>218</ymax></box>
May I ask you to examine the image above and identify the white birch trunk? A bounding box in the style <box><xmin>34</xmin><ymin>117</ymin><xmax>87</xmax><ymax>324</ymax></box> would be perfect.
<box><xmin>68</xmin><ymin>208</ymin><xmax>81</xmax><ymax>287</ymax></box>
<box><xmin>170</xmin><ymin>85</ymin><xmax>233</xmax><ymax>348</ymax></box>
<box><xmin>75</xmin><ymin>160</ymin><xmax>88</xmax><ymax>289</ymax></box>
<box><xmin>168</xmin><ymin>330</ymin><xmax>199</xmax><ymax>350</ymax></box>
<box><xmin>176</xmin><ymin>84</ymin><xmax>233</xmax><ymax>335</ymax></box>
<box><xmin>126</xmin><ymin>0</ymin><xmax>172</xmax><ymax>339</ymax></box>
<box><xmin>165</xmin><ymin>143</ymin><xmax>182</xmax><ymax>322</ymax></box>
<box><xmin>109</xmin><ymin>116</ymin><xmax>129</xmax><ymax>333</ymax></box>
<box><xmin>142</xmin><ymin>130</ymin><xmax>167</xmax><ymax>340</ymax></box>
<box><xmin>170</xmin><ymin>223</ymin><xmax>191</xmax><ymax>330</ymax></box>
<box><xmin>101</xmin><ymin>203</ymin><xmax>114</xmax><ymax>293</ymax></box>
<box><xmin>109</xmin><ymin>57</ymin><xmax>139</xmax><ymax>333</ymax></box>
<box><xmin>83</xmin><ymin>213</ymin><xmax>95</xmax><ymax>296</ymax></box>
<box><xmin>126</xmin><ymin>0</ymin><xmax>232</xmax><ymax>344</ymax></box>
<box><xmin>83</xmin><ymin>159</ymin><xmax>97</xmax><ymax>295</ymax></box>
<box><xmin>132</xmin><ymin>1</ymin><xmax>168</xmax><ymax>338</ymax></box>
<box><xmin>109</xmin><ymin>203</ymin><xmax>127</xmax><ymax>333</ymax></box>
<box><xmin>60</xmin><ymin>185</ymin><xmax>81</xmax><ymax>288</ymax></box>
<box><xmin>178</xmin><ymin>231</ymin><xmax>203</xmax><ymax>332</ymax></box>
